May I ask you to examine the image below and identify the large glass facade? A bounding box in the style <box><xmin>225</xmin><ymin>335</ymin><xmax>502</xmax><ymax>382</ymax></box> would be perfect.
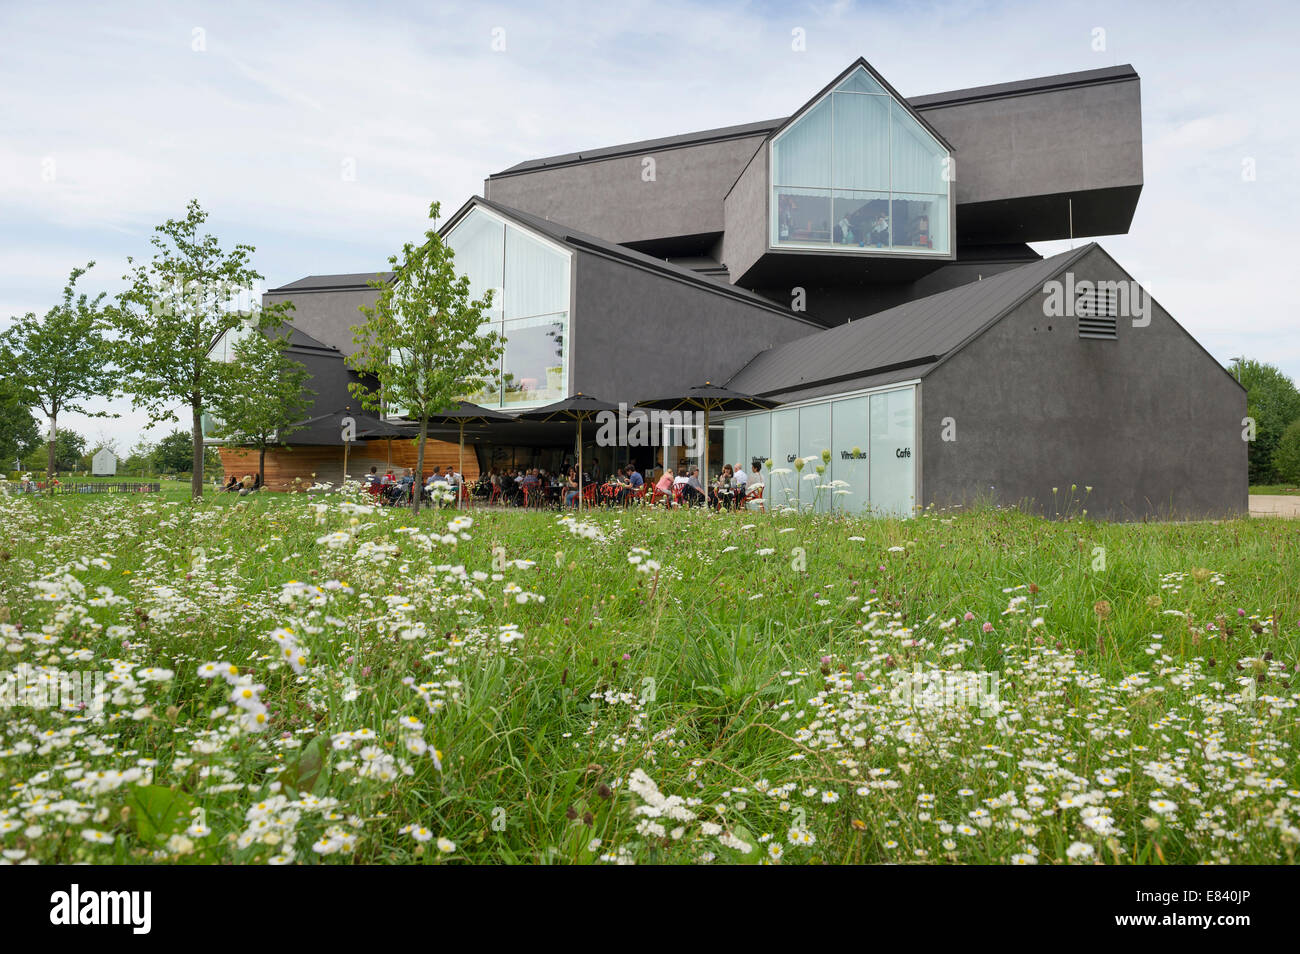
<box><xmin>444</xmin><ymin>207</ymin><xmax>571</xmax><ymax>409</ymax></box>
<box><xmin>721</xmin><ymin>385</ymin><xmax>917</xmax><ymax>517</ymax></box>
<box><xmin>201</xmin><ymin>320</ymin><xmax>258</xmax><ymax>440</ymax></box>
<box><xmin>771</xmin><ymin>66</ymin><xmax>950</xmax><ymax>255</ymax></box>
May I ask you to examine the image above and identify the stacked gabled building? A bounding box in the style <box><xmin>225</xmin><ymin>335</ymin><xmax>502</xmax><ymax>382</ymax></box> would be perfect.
<box><xmin>214</xmin><ymin>58</ymin><xmax>1246</xmax><ymax>520</ymax></box>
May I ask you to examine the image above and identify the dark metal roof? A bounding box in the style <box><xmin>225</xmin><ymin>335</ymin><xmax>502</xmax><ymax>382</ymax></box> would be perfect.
<box><xmin>282</xmin><ymin>324</ymin><xmax>339</xmax><ymax>353</ymax></box>
<box><xmin>726</xmin><ymin>244</ymin><xmax>1095</xmax><ymax>397</ymax></box>
<box><xmin>455</xmin><ymin>196</ymin><xmax>823</xmax><ymax>325</ymax></box>
<box><xmin>910</xmin><ymin>64</ymin><xmax>1138</xmax><ymax>110</ymax></box>
<box><xmin>488</xmin><ymin>64</ymin><xmax>1138</xmax><ymax>178</ymax></box>
<box><xmin>492</xmin><ymin>118</ymin><xmax>784</xmax><ymax>177</ymax></box>
<box><xmin>271</xmin><ymin>272</ymin><xmax>394</xmax><ymax>293</ymax></box>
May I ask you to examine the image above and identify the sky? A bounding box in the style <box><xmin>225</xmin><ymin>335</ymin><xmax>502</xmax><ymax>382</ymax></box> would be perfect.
<box><xmin>2</xmin><ymin>0</ymin><xmax>1297</xmax><ymax>452</ymax></box>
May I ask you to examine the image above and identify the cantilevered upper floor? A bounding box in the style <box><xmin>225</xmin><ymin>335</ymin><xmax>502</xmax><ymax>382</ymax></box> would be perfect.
<box><xmin>484</xmin><ymin>60</ymin><xmax>1143</xmax><ymax>287</ymax></box>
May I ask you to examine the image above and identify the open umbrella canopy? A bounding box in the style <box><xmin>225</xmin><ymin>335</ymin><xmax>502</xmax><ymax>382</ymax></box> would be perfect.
<box><xmin>513</xmin><ymin>392</ymin><xmax>621</xmax><ymax>423</ymax></box>
<box><xmin>394</xmin><ymin>402</ymin><xmax>516</xmax><ymax>508</ymax></box>
<box><xmin>291</xmin><ymin>408</ymin><xmax>407</xmax><ymax>442</ymax></box>
<box><xmin>355</xmin><ymin>418</ymin><xmax>416</xmax><ymax>439</ymax></box>
<box><xmin>417</xmin><ymin>401</ymin><xmax>516</xmax><ymax>427</ymax></box>
<box><xmin>635</xmin><ymin>382</ymin><xmax>783</xmax><ymax>415</ymax></box>
<box><xmin>515</xmin><ymin>393</ymin><xmax>621</xmax><ymax>510</ymax></box>
<box><xmin>636</xmin><ymin>382</ymin><xmax>783</xmax><ymax>493</ymax></box>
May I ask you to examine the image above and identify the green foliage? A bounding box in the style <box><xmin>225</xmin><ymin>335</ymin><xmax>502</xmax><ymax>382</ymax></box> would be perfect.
<box><xmin>347</xmin><ymin>200</ymin><xmax>502</xmax><ymax>513</ymax></box>
<box><xmin>209</xmin><ymin>327</ymin><xmax>314</xmax><ymax>481</ymax></box>
<box><xmin>111</xmin><ymin>200</ymin><xmax>283</xmax><ymax>499</ymax></box>
<box><xmin>278</xmin><ymin>735</ymin><xmax>331</xmax><ymax>797</ymax></box>
<box><xmin>153</xmin><ymin>430</ymin><xmax>196</xmax><ymax>474</ymax></box>
<box><xmin>1230</xmin><ymin>357</ymin><xmax>1300</xmax><ymax>484</ymax></box>
<box><xmin>0</xmin><ymin>379</ymin><xmax>40</xmax><ymax>466</ymax></box>
<box><xmin>23</xmin><ymin>428</ymin><xmax>87</xmax><ymax>473</ymax></box>
<box><xmin>0</xmin><ymin>262</ymin><xmax>115</xmax><ymax>482</ymax></box>
<box><xmin>1272</xmin><ymin>417</ymin><xmax>1300</xmax><ymax>485</ymax></box>
<box><xmin>3</xmin><ymin>492</ymin><xmax>1298</xmax><ymax>865</ymax></box>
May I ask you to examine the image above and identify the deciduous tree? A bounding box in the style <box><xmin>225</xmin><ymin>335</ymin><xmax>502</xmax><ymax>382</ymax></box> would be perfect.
<box><xmin>210</xmin><ymin>326</ymin><xmax>314</xmax><ymax>486</ymax></box>
<box><xmin>347</xmin><ymin>201</ymin><xmax>502</xmax><ymax>513</ymax></box>
<box><xmin>0</xmin><ymin>262</ymin><xmax>115</xmax><ymax>485</ymax></box>
<box><xmin>112</xmin><ymin>200</ymin><xmax>283</xmax><ymax>499</ymax></box>
<box><xmin>1230</xmin><ymin>357</ymin><xmax>1300</xmax><ymax>485</ymax></box>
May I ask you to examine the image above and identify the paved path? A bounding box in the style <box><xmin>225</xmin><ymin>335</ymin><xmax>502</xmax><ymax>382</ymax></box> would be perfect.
<box><xmin>1250</xmin><ymin>495</ymin><xmax>1300</xmax><ymax>517</ymax></box>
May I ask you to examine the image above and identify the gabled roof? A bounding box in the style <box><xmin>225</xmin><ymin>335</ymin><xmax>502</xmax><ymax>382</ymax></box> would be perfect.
<box><xmin>488</xmin><ymin>64</ymin><xmax>1136</xmax><ymax>179</ymax></box>
<box><xmin>726</xmin><ymin>244</ymin><xmax>1095</xmax><ymax>397</ymax></box>
<box><xmin>281</xmin><ymin>324</ymin><xmax>340</xmax><ymax>354</ymax></box>
<box><xmin>766</xmin><ymin>57</ymin><xmax>953</xmax><ymax>154</ymax></box>
<box><xmin>446</xmin><ymin>196</ymin><xmax>824</xmax><ymax>326</ymax></box>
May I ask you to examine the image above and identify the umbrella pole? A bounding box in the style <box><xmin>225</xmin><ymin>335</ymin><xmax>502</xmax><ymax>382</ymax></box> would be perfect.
<box><xmin>458</xmin><ymin>422</ymin><xmax>465</xmax><ymax>510</ymax></box>
<box><xmin>577</xmin><ymin>419</ymin><xmax>583</xmax><ymax>512</ymax></box>
<box><xmin>703</xmin><ymin>405</ymin><xmax>710</xmax><ymax>509</ymax></box>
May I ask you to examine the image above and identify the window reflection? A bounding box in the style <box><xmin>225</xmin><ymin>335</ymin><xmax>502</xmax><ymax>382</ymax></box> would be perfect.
<box><xmin>445</xmin><ymin>207</ymin><xmax>572</xmax><ymax>408</ymax></box>
<box><xmin>770</xmin><ymin>66</ymin><xmax>950</xmax><ymax>254</ymax></box>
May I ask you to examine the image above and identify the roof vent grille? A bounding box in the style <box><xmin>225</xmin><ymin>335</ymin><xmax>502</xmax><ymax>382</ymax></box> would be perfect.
<box><xmin>1076</xmin><ymin>286</ymin><xmax>1118</xmax><ymax>339</ymax></box>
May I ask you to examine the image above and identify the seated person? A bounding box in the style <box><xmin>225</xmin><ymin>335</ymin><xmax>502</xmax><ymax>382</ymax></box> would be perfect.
<box><xmin>682</xmin><ymin>467</ymin><xmax>707</xmax><ymax>506</ymax></box>
<box><xmin>626</xmin><ymin>465</ymin><xmax>644</xmax><ymax>489</ymax></box>
<box><xmin>606</xmin><ymin>467</ymin><xmax>632</xmax><ymax>504</ymax></box>
<box><xmin>390</xmin><ymin>468</ymin><xmax>414</xmax><ymax>503</ymax></box>
<box><xmin>868</xmin><ymin>213</ymin><xmax>889</xmax><ymax>247</ymax></box>
<box><xmin>731</xmin><ymin>462</ymin><xmax>748</xmax><ymax>500</ymax></box>
<box><xmin>655</xmin><ymin>469</ymin><xmax>675</xmax><ymax>504</ymax></box>
<box><xmin>364</xmin><ymin>466</ymin><xmax>379</xmax><ymax>486</ymax></box>
<box><xmin>746</xmin><ymin>463</ymin><xmax>766</xmax><ymax>511</ymax></box>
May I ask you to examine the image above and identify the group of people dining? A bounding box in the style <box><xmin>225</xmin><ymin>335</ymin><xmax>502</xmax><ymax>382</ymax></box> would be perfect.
<box><xmin>651</xmin><ymin>460</ymin><xmax>765</xmax><ymax>510</ymax></box>
<box><xmin>363</xmin><ymin>465</ymin><xmax>462</xmax><ymax>505</ymax></box>
<box><xmin>357</xmin><ymin>459</ymin><xmax>766</xmax><ymax>511</ymax></box>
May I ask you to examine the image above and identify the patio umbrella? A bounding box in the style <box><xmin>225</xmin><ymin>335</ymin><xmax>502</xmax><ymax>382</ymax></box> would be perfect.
<box><xmin>417</xmin><ymin>402</ymin><xmax>514</xmax><ymax>508</ymax></box>
<box><xmin>515</xmin><ymin>392</ymin><xmax>621</xmax><ymax>510</ymax></box>
<box><xmin>636</xmin><ymin>383</ymin><xmax>783</xmax><ymax>503</ymax></box>
<box><xmin>294</xmin><ymin>408</ymin><xmax>405</xmax><ymax>483</ymax></box>
<box><xmin>356</xmin><ymin>417</ymin><xmax>418</xmax><ymax>471</ymax></box>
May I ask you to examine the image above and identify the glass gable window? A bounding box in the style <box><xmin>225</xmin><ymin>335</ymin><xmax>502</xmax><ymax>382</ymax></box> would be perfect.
<box><xmin>444</xmin><ymin>206</ymin><xmax>571</xmax><ymax>409</ymax></box>
<box><xmin>771</xmin><ymin>66</ymin><xmax>950</xmax><ymax>254</ymax></box>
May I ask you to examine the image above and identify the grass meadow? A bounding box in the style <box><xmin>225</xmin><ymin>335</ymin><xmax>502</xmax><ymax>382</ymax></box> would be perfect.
<box><xmin>1</xmin><ymin>485</ymin><xmax>1298</xmax><ymax>865</ymax></box>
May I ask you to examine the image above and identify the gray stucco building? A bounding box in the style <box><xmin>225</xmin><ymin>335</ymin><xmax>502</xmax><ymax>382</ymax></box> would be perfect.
<box><xmin>233</xmin><ymin>57</ymin><xmax>1245</xmax><ymax>519</ymax></box>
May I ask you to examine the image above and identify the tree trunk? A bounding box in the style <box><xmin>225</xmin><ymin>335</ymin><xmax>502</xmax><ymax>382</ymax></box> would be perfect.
<box><xmin>258</xmin><ymin>446</ymin><xmax>266</xmax><ymax>488</ymax></box>
<box><xmin>413</xmin><ymin>418</ymin><xmax>427</xmax><ymax>515</ymax></box>
<box><xmin>191</xmin><ymin>403</ymin><xmax>204</xmax><ymax>500</ymax></box>
<box><xmin>46</xmin><ymin>413</ymin><xmax>57</xmax><ymax>493</ymax></box>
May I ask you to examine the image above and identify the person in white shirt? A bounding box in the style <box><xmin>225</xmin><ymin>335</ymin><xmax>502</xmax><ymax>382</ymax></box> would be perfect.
<box><xmin>746</xmin><ymin>462</ymin><xmax>765</xmax><ymax>511</ymax></box>
<box><xmin>731</xmin><ymin>462</ymin><xmax>747</xmax><ymax>508</ymax></box>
